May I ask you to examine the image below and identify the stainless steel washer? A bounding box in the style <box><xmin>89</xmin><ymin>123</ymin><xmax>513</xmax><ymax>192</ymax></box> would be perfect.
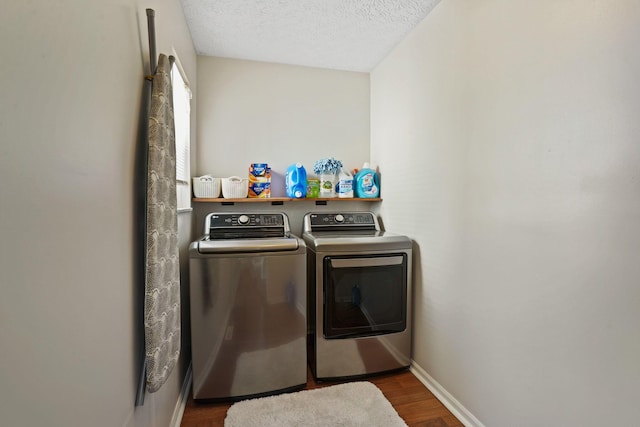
<box><xmin>303</xmin><ymin>212</ymin><xmax>412</xmax><ymax>380</ymax></box>
<box><xmin>189</xmin><ymin>212</ymin><xmax>306</xmax><ymax>400</ymax></box>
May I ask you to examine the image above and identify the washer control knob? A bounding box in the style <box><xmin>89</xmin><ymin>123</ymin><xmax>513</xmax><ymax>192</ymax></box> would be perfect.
<box><xmin>238</xmin><ymin>215</ymin><xmax>250</xmax><ymax>225</ymax></box>
<box><xmin>335</xmin><ymin>214</ymin><xmax>345</xmax><ymax>223</ymax></box>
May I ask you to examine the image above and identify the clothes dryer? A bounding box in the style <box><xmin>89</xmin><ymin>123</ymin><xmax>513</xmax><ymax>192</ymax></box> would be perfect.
<box><xmin>302</xmin><ymin>212</ymin><xmax>412</xmax><ymax>380</ymax></box>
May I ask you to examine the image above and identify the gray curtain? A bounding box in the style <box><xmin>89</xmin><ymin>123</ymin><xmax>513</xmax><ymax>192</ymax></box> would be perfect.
<box><xmin>144</xmin><ymin>53</ymin><xmax>181</xmax><ymax>393</ymax></box>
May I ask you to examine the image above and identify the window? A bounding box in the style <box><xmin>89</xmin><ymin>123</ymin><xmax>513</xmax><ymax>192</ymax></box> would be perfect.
<box><xmin>171</xmin><ymin>57</ymin><xmax>191</xmax><ymax>211</ymax></box>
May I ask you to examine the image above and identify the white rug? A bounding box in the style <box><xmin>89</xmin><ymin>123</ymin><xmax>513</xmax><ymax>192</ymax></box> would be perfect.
<box><xmin>224</xmin><ymin>381</ymin><xmax>408</xmax><ymax>427</ymax></box>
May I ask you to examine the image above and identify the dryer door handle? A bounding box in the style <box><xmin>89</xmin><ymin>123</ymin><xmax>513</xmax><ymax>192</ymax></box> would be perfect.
<box><xmin>329</xmin><ymin>256</ymin><xmax>404</xmax><ymax>269</ymax></box>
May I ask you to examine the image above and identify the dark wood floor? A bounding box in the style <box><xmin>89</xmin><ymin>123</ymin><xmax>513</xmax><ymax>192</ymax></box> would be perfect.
<box><xmin>180</xmin><ymin>367</ymin><xmax>464</xmax><ymax>427</ymax></box>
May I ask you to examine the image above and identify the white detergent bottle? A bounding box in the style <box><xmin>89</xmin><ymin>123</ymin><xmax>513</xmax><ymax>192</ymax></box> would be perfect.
<box><xmin>336</xmin><ymin>168</ymin><xmax>354</xmax><ymax>198</ymax></box>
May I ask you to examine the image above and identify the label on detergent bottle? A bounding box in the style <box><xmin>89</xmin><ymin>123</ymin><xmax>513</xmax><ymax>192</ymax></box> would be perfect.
<box><xmin>360</xmin><ymin>174</ymin><xmax>375</xmax><ymax>194</ymax></box>
<box><xmin>336</xmin><ymin>169</ymin><xmax>354</xmax><ymax>198</ymax></box>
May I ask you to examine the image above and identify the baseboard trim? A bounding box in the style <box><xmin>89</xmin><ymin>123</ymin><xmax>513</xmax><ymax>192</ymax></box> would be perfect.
<box><xmin>410</xmin><ymin>362</ymin><xmax>485</xmax><ymax>427</ymax></box>
<box><xmin>170</xmin><ymin>363</ymin><xmax>192</xmax><ymax>427</ymax></box>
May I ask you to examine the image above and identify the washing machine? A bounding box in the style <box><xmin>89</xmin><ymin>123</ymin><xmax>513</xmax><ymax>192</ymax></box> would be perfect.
<box><xmin>189</xmin><ymin>212</ymin><xmax>306</xmax><ymax>400</ymax></box>
<box><xmin>302</xmin><ymin>211</ymin><xmax>412</xmax><ymax>380</ymax></box>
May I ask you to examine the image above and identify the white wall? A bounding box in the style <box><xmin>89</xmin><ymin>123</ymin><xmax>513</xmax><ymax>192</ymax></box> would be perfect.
<box><xmin>194</xmin><ymin>56</ymin><xmax>373</xmax><ymax>233</ymax></box>
<box><xmin>372</xmin><ymin>1</ymin><xmax>640</xmax><ymax>426</ymax></box>
<box><xmin>0</xmin><ymin>1</ymin><xmax>196</xmax><ymax>426</ymax></box>
<box><xmin>196</xmin><ymin>56</ymin><xmax>370</xmax><ymax>190</ymax></box>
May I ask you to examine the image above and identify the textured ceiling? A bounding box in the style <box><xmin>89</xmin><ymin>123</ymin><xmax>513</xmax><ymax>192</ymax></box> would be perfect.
<box><xmin>180</xmin><ymin>0</ymin><xmax>441</xmax><ymax>72</ymax></box>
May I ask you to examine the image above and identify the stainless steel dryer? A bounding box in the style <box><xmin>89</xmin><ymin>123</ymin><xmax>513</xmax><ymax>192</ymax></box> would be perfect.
<box><xmin>303</xmin><ymin>212</ymin><xmax>412</xmax><ymax>380</ymax></box>
<box><xmin>189</xmin><ymin>212</ymin><xmax>306</xmax><ymax>400</ymax></box>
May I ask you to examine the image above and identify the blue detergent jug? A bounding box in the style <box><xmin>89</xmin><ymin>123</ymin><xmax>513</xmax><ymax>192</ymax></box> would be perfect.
<box><xmin>354</xmin><ymin>163</ymin><xmax>380</xmax><ymax>198</ymax></box>
<box><xmin>285</xmin><ymin>163</ymin><xmax>307</xmax><ymax>198</ymax></box>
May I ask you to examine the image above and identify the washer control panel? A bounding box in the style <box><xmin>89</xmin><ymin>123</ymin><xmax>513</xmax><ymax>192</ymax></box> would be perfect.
<box><xmin>204</xmin><ymin>213</ymin><xmax>291</xmax><ymax>239</ymax></box>
<box><xmin>207</xmin><ymin>213</ymin><xmax>285</xmax><ymax>228</ymax></box>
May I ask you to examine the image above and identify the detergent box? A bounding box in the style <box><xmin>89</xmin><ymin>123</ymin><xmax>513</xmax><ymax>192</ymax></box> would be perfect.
<box><xmin>248</xmin><ymin>181</ymin><xmax>271</xmax><ymax>198</ymax></box>
<box><xmin>249</xmin><ymin>163</ymin><xmax>271</xmax><ymax>183</ymax></box>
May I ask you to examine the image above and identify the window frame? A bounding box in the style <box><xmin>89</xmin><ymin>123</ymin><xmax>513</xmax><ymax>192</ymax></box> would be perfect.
<box><xmin>170</xmin><ymin>54</ymin><xmax>192</xmax><ymax>212</ymax></box>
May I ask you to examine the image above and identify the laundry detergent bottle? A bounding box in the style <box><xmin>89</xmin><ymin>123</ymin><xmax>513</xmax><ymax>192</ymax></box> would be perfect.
<box><xmin>354</xmin><ymin>163</ymin><xmax>380</xmax><ymax>198</ymax></box>
<box><xmin>336</xmin><ymin>168</ymin><xmax>354</xmax><ymax>198</ymax></box>
<box><xmin>285</xmin><ymin>162</ymin><xmax>308</xmax><ymax>198</ymax></box>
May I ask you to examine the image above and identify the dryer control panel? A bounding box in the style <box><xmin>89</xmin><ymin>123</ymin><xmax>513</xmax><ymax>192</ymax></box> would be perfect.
<box><xmin>304</xmin><ymin>212</ymin><xmax>379</xmax><ymax>232</ymax></box>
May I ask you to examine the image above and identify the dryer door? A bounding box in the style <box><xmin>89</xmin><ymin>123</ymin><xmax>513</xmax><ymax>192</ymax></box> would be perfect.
<box><xmin>322</xmin><ymin>253</ymin><xmax>407</xmax><ymax>339</ymax></box>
